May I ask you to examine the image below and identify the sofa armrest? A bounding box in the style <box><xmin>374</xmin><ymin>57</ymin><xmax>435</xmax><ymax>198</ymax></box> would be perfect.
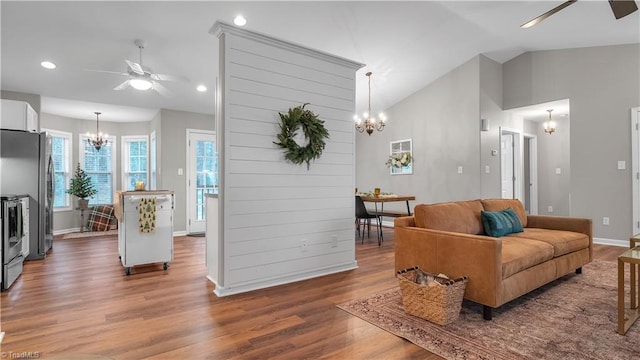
<box><xmin>526</xmin><ymin>215</ymin><xmax>593</xmax><ymax>261</ymax></box>
<box><xmin>394</xmin><ymin>225</ymin><xmax>503</xmax><ymax>307</ymax></box>
<box><xmin>394</xmin><ymin>216</ymin><xmax>415</xmax><ymax>228</ymax></box>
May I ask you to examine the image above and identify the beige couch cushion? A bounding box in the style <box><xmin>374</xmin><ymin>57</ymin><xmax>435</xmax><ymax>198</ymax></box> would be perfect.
<box><xmin>507</xmin><ymin>228</ymin><xmax>590</xmax><ymax>257</ymax></box>
<box><xmin>481</xmin><ymin>199</ymin><xmax>528</xmax><ymax>227</ymax></box>
<box><xmin>501</xmin><ymin>238</ymin><xmax>554</xmax><ymax>279</ymax></box>
<box><xmin>414</xmin><ymin>200</ymin><xmax>484</xmax><ymax>234</ymax></box>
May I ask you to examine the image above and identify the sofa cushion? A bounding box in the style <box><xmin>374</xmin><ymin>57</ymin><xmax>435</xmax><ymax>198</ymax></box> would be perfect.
<box><xmin>414</xmin><ymin>200</ymin><xmax>484</xmax><ymax>234</ymax></box>
<box><xmin>507</xmin><ymin>228</ymin><xmax>590</xmax><ymax>257</ymax></box>
<box><xmin>481</xmin><ymin>208</ymin><xmax>524</xmax><ymax>237</ymax></box>
<box><xmin>501</xmin><ymin>238</ymin><xmax>555</xmax><ymax>279</ymax></box>
<box><xmin>481</xmin><ymin>199</ymin><xmax>528</xmax><ymax>227</ymax></box>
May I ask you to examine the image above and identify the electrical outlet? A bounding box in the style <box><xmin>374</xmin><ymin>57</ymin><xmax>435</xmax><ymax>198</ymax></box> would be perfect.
<box><xmin>485</xmin><ymin>165</ymin><xmax>490</xmax><ymax>174</ymax></box>
<box><xmin>603</xmin><ymin>217</ymin><xmax>610</xmax><ymax>226</ymax></box>
<box><xmin>457</xmin><ymin>166</ymin><xmax>463</xmax><ymax>174</ymax></box>
<box><xmin>331</xmin><ymin>235</ymin><xmax>338</xmax><ymax>248</ymax></box>
<box><xmin>301</xmin><ymin>239</ymin><xmax>308</xmax><ymax>253</ymax></box>
<box><xmin>547</xmin><ymin>206</ymin><xmax>553</xmax><ymax>213</ymax></box>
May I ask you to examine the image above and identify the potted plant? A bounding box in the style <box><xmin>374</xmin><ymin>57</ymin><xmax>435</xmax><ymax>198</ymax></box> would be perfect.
<box><xmin>67</xmin><ymin>163</ymin><xmax>97</xmax><ymax>209</ymax></box>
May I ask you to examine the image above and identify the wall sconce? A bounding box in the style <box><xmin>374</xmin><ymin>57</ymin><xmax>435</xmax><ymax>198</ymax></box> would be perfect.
<box><xmin>481</xmin><ymin>118</ymin><xmax>490</xmax><ymax>131</ymax></box>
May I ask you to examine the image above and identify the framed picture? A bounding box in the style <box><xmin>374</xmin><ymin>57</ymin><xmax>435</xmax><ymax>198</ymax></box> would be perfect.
<box><xmin>389</xmin><ymin>139</ymin><xmax>413</xmax><ymax>175</ymax></box>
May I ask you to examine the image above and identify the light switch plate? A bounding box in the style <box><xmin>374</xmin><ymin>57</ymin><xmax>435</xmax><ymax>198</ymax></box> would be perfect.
<box><xmin>618</xmin><ymin>161</ymin><xmax>626</xmax><ymax>170</ymax></box>
<box><xmin>485</xmin><ymin>165</ymin><xmax>490</xmax><ymax>174</ymax></box>
<box><xmin>457</xmin><ymin>166</ymin><xmax>463</xmax><ymax>174</ymax></box>
<box><xmin>555</xmin><ymin>168</ymin><xmax>561</xmax><ymax>175</ymax></box>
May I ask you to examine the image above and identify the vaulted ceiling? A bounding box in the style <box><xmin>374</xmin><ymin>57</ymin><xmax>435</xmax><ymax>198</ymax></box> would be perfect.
<box><xmin>1</xmin><ymin>1</ymin><xmax>638</xmax><ymax>122</ymax></box>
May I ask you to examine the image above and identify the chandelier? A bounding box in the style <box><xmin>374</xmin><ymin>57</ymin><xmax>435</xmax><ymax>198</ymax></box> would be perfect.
<box><xmin>544</xmin><ymin>109</ymin><xmax>556</xmax><ymax>135</ymax></box>
<box><xmin>87</xmin><ymin>112</ymin><xmax>108</xmax><ymax>151</ymax></box>
<box><xmin>354</xmin><ymin>71</ymin><xmax>387</xmax><ymax>135</ymax></box>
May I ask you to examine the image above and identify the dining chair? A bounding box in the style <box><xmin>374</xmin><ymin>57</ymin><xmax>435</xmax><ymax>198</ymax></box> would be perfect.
<box><xmin>355</xmin><ymin>196</ymin><xmax>382</xmax><ymax>245</ymax></box>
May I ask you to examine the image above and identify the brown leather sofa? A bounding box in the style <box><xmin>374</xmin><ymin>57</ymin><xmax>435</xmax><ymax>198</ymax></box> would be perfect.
<box><xmin>394</xmin><ymin>199</ymin><xmax>592</xmax><ymax>320</ymax></box>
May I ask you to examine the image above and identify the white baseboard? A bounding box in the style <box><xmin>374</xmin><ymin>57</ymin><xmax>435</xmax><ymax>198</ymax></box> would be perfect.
<box><xmin>53</xmin><ymin>228</ymin><xmax>81</xmax><ymax>236</ymax></box>
<box><xmin>173</xmin><ymin>230</ymin><xmax>188</xmax><ymax>237</ymax></box>
<box><xmin>212</xmin><ymin>261</ymin><xmax>358</xmax><ymax>297</ymax></box>
<box><xmin>593</xmin><ymin>237</ymin><xmax>627</xmax><ymax>247</ymax></box>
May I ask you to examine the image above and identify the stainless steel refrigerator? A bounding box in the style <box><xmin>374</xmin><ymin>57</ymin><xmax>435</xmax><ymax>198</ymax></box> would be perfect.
<box><xmin>0</xmin><ymin>129</ymin><xmax>53</xmax><ymax>260</ymax></box>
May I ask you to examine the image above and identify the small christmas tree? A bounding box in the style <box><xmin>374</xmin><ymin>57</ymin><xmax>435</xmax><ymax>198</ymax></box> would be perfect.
<box><xmin>67</xmin><ymin>163</ymin><xmax>97</xmax><ymax>199</ymax></box>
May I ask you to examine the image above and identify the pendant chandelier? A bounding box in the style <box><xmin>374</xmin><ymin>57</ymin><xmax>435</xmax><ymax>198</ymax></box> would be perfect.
<box><xmin>544</xmin><ymin>109</ymin><xmax>556</xmax><ymax>135</ymax></box>
<box><xmin>354</xmin><ymin>71</ymin><xmax>387</xmax><ymax>135</ymax></box>
<box><xmin>87</xmin><ymin>112</ymin><xmax>108</xmax><ymax>151</ymax></box>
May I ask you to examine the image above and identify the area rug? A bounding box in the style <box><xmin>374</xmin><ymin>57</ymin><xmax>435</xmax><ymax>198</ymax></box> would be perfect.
<box><xmin>338</xmin><ymin>260</ymin><xmax>640</xmax><ymax>360</ymax></box>
<box><xmin>61</xmin><ymin>229</ymin><xmax>117</xmax><ymax>239</ymax></box>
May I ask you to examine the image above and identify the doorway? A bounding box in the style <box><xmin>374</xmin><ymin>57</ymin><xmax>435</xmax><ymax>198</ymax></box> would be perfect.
<box><xmin>186</xmin><ymin>129</ymin><xmax>217</xmax><ymax>234</ymax></box>
<box><xmin>500</xmin><ymin>128</ymin><xmax>521</xmax><ymax>200</ymax></box>
<box><xmin>631</xmin><ymin>107</ymin><xmax>640</xmax><ymax>235</ymax></box>
<box><xmin>523</xmin><ymin>134</ymin><xmax>538</xmax><ymax>214</ymax></box>
<box><xmin>500</xmin><ymin>127</ymin><xmax>537</xmax><ymax>211</ymax></box>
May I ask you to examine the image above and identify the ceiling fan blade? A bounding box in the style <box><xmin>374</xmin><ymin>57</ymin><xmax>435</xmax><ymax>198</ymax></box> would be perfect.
<box><xmin>521</xmin><ymin>0</ymin><xmax>577</xmax><ymax>28</ymax></box>
<box><xmin>84</xmin><ymin>69</ymin><xmax>129</xmax><ymax>76</ymax></box>
<box><xmin>125</xmin><ymin>59</ymin><xmax>145</xmax><ymax>75</ymax></box>
<box><xmin>150</xmin><ymin>73</ymin><xmax>190</xmax><ymax>83</ymax></box>
<box><xmin>113</xmin><ymin>80</ymin><xmax>131</xmax><ymax>91</ymax></box>
<box><xmin>609</xmin><ymin>0</ymin><xmax>638</xmax><ymax>19</ymax></box>
<box><xmin>152</xmin><ymin>82</ymin><xmax>173</xmax><ymax>97</ymax></box>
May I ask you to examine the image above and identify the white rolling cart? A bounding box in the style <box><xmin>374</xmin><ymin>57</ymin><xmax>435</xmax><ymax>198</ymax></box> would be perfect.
<box><xmin>114</xmin><ymin>190</ymin><xmax>174</xmax><ymax>276</ymax></box>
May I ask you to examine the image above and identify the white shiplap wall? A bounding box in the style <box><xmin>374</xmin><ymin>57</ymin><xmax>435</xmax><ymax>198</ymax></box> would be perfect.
<box><xmin>210</xmin><ymin>23</ymin><xmax>364</xmax><ymax>296</ymax></box>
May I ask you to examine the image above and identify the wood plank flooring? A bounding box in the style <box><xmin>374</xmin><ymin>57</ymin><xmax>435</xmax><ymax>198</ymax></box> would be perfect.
<box><xmin>0</xmin><ymin>228</ymin><xmax>626</xmax><ymax>359</ymax></box>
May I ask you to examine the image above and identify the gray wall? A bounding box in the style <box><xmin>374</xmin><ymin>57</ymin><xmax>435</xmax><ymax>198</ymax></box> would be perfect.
<box><xmin>503</xmin><ymin>44</ymin><xmax>640</xmax><ymax>241</ymax></box>
<box><xmin>529</xmin><ymin>114</ymin><xmax>571</xmax><ymax>216</ymax></box>
<box><xmin>479</xmin><ymin>55</ymin><xmax>507</xmax><ymax>199</ymax></box>
<box><xmin>356</xmin><ymin>55</ymin><xmax>482</xmax><ymax>212</ymax></box>
<box><xmin>159</xmin><ymin>109</ymin><xmax>214</xmax><ymax>233</ymax></box>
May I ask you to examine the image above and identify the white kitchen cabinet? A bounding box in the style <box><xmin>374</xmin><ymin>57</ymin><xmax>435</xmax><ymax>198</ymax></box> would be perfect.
<box><xmin>1</xmin><ymin>99</ymin><xmax>38</xmax><ymax>132</ymax></box>
<box><xmin>113</xmin><ymin>190</ymin><xmax>174</xmax><ymax>276</ymax></box>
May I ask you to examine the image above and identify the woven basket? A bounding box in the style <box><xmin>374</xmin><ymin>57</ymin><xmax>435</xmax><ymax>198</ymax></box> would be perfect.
<box><xmin>396</xmin><ymin>267</ymin><xmax>468</xmax><ymax>325</ymax></box>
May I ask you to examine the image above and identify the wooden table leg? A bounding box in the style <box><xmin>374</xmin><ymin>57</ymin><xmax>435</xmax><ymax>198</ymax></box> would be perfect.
<box><xmin>619</xmin><ymin>258</ymin><xmax>625</xmax><ymax>335</ymax></box>
<box><xmin>632</xmin><ymin>262</ymin><xmax>638</xmax><ymax>310</ymax></box>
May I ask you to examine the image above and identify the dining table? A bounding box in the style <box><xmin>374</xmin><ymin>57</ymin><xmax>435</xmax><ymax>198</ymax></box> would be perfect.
<box><xmin>359</xmin><ymin>195</ymin><xmax>416</xmax><ymax>216</ymax></box>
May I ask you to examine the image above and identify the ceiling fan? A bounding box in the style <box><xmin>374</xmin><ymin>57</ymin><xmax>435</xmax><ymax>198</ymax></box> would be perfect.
<box><xmin>86</xmin><ymin>39</ymin><xmax>189</xmax><ymax>96</ymax></box>
<box><xmin>521</xmin><ymin>0</ymin><xmax>638</xmax><ymax>28</ymax></box>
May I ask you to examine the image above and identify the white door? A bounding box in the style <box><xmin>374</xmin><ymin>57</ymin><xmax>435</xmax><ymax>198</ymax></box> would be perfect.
<box><xmin>501</xmin><ymin>133</ymin><xmax>514</xmax><ymax>199</ymax></box>
<box><xmin>187</xmin><ymin>130</ymin><xmax>217</xmax><ymax>234</ymax></box>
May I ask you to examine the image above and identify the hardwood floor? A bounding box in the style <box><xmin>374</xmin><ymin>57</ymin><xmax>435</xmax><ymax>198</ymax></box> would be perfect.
<box><xmin>0</xmin><ymin>228</ymin><xmax>626</xmax><ymax>359</ymax></box>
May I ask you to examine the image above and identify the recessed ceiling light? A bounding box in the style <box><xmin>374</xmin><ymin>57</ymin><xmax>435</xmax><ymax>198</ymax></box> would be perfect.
<box><xmin>40</xmin><ymin>61</ymin><xmax>56</xmax><ymax>69</ymax></box>
<box><xmin>130</xmin><ymin>79</ymin><xmax>153</xmax><ymax>91</ymax></box>
<box><xmin>234</xmin><ymin>15</ymin><xmax>247</xmax><ymax>26</ymax></box>
<box><xmin>196</xmin><ymin>85</ymin><xmax>207</xmax><ymax>92</ymax></box>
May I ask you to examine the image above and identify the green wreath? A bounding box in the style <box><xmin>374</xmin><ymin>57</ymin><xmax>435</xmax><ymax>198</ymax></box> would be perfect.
<box><xmin>273</xmin><ymin>103</ymin><xmax>329</xmax><ymax>170</ymax></box>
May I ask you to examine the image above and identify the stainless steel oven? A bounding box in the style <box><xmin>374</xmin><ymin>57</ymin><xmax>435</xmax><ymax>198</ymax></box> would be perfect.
<box><xmin>1</xmin><ymin>195</ymin><xmax>24</xmax><ymax>290</ymax></box>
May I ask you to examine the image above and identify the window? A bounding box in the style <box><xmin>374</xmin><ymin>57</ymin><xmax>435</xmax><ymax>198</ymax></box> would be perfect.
<box><xmin>122</xmin><ymin>135</ymin><xmax>148</xmax><ymax>191</ymax></box>
<box><xmin>79</xmin><ymin>135</ymin><xmax>116</xmax><ymax>206</ymax></box>
<box><xmin>44</xmin><ymin>129</ymin><xmax>72</xmax><ymax>211</ymax></box>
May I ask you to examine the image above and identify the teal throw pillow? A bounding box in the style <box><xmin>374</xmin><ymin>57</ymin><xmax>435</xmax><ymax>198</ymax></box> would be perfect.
<box><xmin>481</xmin><ymin>207</ymin><xmax>524</xmax><ymax>237</ymax></box>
